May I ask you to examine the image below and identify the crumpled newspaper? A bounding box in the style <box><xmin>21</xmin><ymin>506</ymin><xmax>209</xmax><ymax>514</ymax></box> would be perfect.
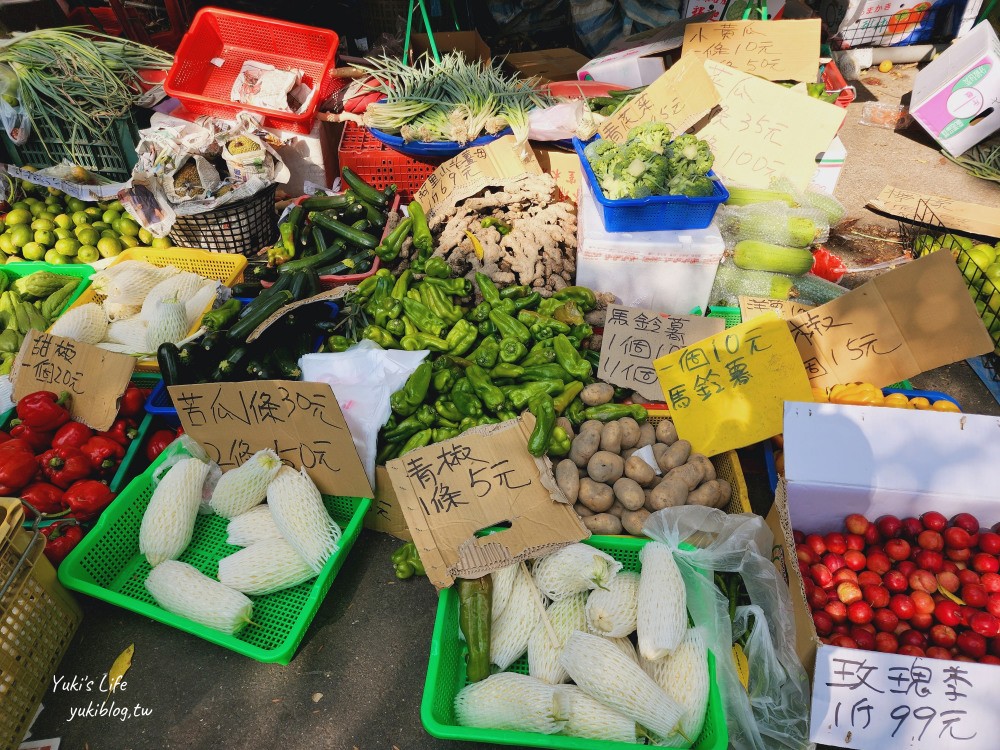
<box><xmin>231</xmin><ymin>60</ymin><xmax>313</xmax><ymax>114</ymax></box>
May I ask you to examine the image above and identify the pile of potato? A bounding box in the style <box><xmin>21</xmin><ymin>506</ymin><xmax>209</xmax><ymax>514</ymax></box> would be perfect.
<box><xmin>554</xmin><ymin>417</ymin><xmax>733</xmax><ymax>536</ymax></box>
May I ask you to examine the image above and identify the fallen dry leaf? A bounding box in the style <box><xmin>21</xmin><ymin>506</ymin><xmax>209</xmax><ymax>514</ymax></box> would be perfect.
<box><xmin>107</xmin><ymin>644</ymin><xmax>134</xmax><ymax>695</ymax></box>
<box><xmin>312</xmin><ymin>692</ymin><xmax>323</xmax><ymax>703</ymax></box>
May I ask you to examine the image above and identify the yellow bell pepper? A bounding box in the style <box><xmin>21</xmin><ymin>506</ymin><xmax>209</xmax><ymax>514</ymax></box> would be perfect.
<box><xmin>909</xmin><ymin>396</ymin><xmax>932</xmax><ymax>410</ymax></box>
<box><xmin>932</xmin><ymin>399</ymin><xmax>961</xmax><ymax>413</ymax></box>
<box><xmin>830</xmin><ymin>382</ymin><xmax>884</xmax><ymax>406</ymax></box>
<box><xmin>883</xmin><ymin>392</ymin><xmax>912</xmax><ymax>408</ymax></box>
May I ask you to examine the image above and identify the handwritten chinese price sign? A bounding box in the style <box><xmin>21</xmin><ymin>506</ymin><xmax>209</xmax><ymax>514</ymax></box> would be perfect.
<box><xmin>653</xmin><ymin>314</ymin><xmax>813</xmax><ymax>455</ymax></box>
<box><xmin>167</xmin><ymin>380</ymin><xmax>372</xmax><ymax>498</ymax></box>
<box><xmin>811</xmin><ymin>646</ymin><xmax>999</xmax><ymax>748</ymax></box>
<box><xmin>739</xmin><ymin>296</ymin><xmax>814</xmax><ymax>322</ymax></box>
<box><xmin>598</xmin><ymin>305</ymin><xmax>723</xmax><ymax>401</ymax></box>
<box><xmin>11</xmin><ymin>330</ymin><xmax>134</xmax><ymax>430</ymax></box>
<box><xmin>682</xmin><ymin>20</ymin><xmax>821</xmax><ymax>82</ymax></box>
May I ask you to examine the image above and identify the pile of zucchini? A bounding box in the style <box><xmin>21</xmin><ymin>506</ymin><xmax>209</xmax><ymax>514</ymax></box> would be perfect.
<box><xmin>157</xmin><ymin>268</ymin><xmax>341</xmax><ymax>385</ymax></box>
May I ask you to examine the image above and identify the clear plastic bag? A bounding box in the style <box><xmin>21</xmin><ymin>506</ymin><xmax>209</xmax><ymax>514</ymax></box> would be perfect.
<box><xmin>0</xmin><ymin>96</ymin><xmax>30</xmax><ymax>146</ymax></box>
<box><xmin>643</xmin><ymin>506</ymin><xmax>811</xmax><ymax>750</ymax></box>
<box><xmin>149</xmin><ymin>433</ymin><xmax>221</xmax><ymax>515</ymax></box>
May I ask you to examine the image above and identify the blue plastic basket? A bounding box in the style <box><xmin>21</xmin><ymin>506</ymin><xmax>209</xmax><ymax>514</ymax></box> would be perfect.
<box><xmin>573</xmin><ymin>136</ymin><xmax>729</xmax><ymax>232</ymax></box>
<box><xmin>367</xmin><ymin>126</ymin><xmax>510</xmax><ymax>158</ymax></box>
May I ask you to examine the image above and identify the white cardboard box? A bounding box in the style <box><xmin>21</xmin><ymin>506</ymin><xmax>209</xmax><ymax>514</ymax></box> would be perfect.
<box><xmin>912</xmin><ymin>20</ymin><xmax>1000</xmax><ymax>157</ymax></box>
<box><xmin>781</xmin><ymin>402</ymin><xmax>1000</xmax><ymax>750</ymax></box>
<box><xmin>577</xmin><ymin>37</ymin><xmax>684</xmax><ymax>87</ymax></box>
<box><xmin>575</xmin><ymin>181</ymin><xmax>724</xmax><ymax>314</ymax></box>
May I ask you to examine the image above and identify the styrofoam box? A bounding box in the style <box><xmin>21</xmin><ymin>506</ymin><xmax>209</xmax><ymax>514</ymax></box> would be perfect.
<box><xmin>576</xmin><ymin>180</ymin><xmax>724</xmax><ymax>314</ymax></box>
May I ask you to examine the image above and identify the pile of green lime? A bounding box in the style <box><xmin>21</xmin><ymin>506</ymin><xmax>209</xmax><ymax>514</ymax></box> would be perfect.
<box><xmin>0</xmin><ymin>185</ymin><xmax>169</xmax><ymax>265</ymax></box>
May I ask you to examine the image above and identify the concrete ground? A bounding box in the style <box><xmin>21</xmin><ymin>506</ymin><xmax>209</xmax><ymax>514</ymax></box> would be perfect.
<box><xmin>24</xmin><ymin>65</ymin><xmax>1000</xmax><ymax>750</ymax></box>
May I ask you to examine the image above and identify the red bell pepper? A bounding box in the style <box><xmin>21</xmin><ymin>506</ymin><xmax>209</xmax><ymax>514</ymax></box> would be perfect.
<box><xmin>0</xmin><ymin>449</ymin><xmax>37</xmax><ymax>495</ymax></box>
<box><xmin>9</xmin><ymin>422</ymin><xmax>54</xmax><ymax>453</ymax></box>
<box><xmin>0</xmin><ymin>438</ymin><xmax>34</xmax><ymax>457</ymax></box>
<box><xmin>39</xmin><ymin>447</ymin><xmax>92</xmax><ymax>489</ymax></box>
<box><xmin>144</xmin><ymin>429</ymin><xmax>177</xmax><ymax>463</ymax></box>
<box><xmin>80</xmin><ymin>435</ymin><xmax>126</xmax><ymax>475</ymax></box>
<box><xmin>63</xmin><ymin>480</ymin><xmax>114</xmax><ymax>521</ymax></box>
<box><xmin>0</xmin><ymin>429</ymin><xmax>10</xmax><ymax>444</ymax></box>
<box><xmin>16</xmin><ymin>391</ymin><xmax>71</xmax><ymax>431</ymax></box>
<box><xmin>52</xmin><ymin>421</ymin><xmax>94</xmax><ymax>451</ymax></box>
<box><xmin>118</xmin><ymin>385</ymin><xmax>145</xmax><ymax>419</ymax></box>
<box><xmin>96</xmin><ymin>418</ymin><xmax>138</xmax><ymax>447</ymax></box>
<box><xmin>19</xmin><ymin>482</ymin><xmax>66</xmax><ymax>515</ymax></box>
<box><xmin>42</xmin><ymin>522</ymin><xmax>83</xmax><ymax>567</ymax></box>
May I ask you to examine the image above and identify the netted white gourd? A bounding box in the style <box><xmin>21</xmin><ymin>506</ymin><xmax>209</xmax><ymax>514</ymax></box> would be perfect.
<box><xmin>105</xmin><ymin>317</ymin><xmax>149</xmax><ymax>352</ymax></box>
<box><xmin>141</xmin><ymin>272</ymin><xmax>210</xmax><ymax>320</ymax></box>
<box><xmin>559</xmin><ymin>630</ymin><xmax>684</xmax><ymax>743</ymax></box>
<box><xmin>226</xmin><ymin>504</ymin><xmax>283</xmax><ymax>546</ymax></box>
<box><xmin>50</xmin><ymin>302</ymin><xmax>108</xmax><ymax>344</ymax></box>
<box><xmin>586</xmin><ymin>570</ymin><xmax>640</xmax><ymax>638</ymax></box>
<box><xmin>637</xmin><ymin>542</ymin><xmax>687</xmax><ymax>660</ymax></box>
<box><xmin>454</xmin><ymin>673</ymin><xmax>570</xmax><ymax>734</ymax></box>
<box><xmin>560</xmin><ymin>685</ymin><xmax>642</xmax><ymax>744</ymax></box>
<box><xmin>92</xmin><ymin>261</ymin><xmax>178</xmax><ymax>307</ymax></box>
<box><xmin>532</xmin><ymin>543</ymin><xmax>622</xmax><ymax>601</ymax></box>
<box><xmin>604</xmin><ymin>636</ymin><xmax>639</xmax><ymax>663</ymax></box>
<box><xmin>491</xmin><ymin>563</ymin><xmax>518</xmax><ymax>622</ymax></box>
<box><xmin>209</xmin><ymin>449</ymin><xmax>281</xmax><ymax>518</ymax></box>
<box><xmin>145</xmin><ymin>297</ymin><xmax>188</xmax><ymax>350</ymax></box>
<box><xmin>139</xmin><ymin>457</ymin><xmax>210</xmax><ymax>566</ymax></box>
<box><xmin>640</xmin><ymin>628</ymin><xmax>710</xmax><ymax>746</ymax></box>
<box><xmin>145</xmin><ymin>561</ymin><xmax>253</xmax><ymax>634</ymax></box>
<box><xmin>528</xmin><ymin>592</ymin><xmax>587</xmax><ymax>684</ymax></box>
<box><xmin>491</xmin><ymin>563</ymin><xmax>545</xmax><ymax>669</ymax></box>
<box><xmin>185</xmin><ymin>282</ymin><xmax>220</xmax><ymax>326</ymax></box>
<box><xmin>266</xmin><ymin>466</ymin><xmax>341</xmax><ymax>574</ymax></box>
<box><xmin>217</xmin><ymin>538</ymin><xmax>315</xmax><ymax>595</ymax></box>
<box><xmin>104</xmin><ymin>302</ymin><xmax>141</xmax><ymax>322</ymax></box>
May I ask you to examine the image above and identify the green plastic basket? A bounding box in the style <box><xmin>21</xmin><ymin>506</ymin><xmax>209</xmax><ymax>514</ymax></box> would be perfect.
<box><xmin>689</xmin><ymin>306</ymin><xmax>742</xmax><ymax>329</ymax></box>
<box><xmin>1</xmin><ymin>262</ymin><xmax>94</xmax><ymax>320</ymax></box>
<box><xmin>58</xmin><ymin>449</ymin><xmax>371</xmax><ymax>664</ymax></box>
<box><xmin>421</xmin><ymin>535</ymin><xmax>728</xmax><ymax>750</ymax></box>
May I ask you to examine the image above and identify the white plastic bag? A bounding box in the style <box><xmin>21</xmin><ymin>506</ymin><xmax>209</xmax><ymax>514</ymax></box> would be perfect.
<box><xmin>643</xmin><ymin>506</ymin><xmax>811</xmax><ymax>750</ymax></box>
<box><xmin>299</xmin><ymin>341</ymin><xmax>429</xmax><ymax>486</ymax></box>
<box><xmin>528</xmin><ymin>100</ymin><xmax>589</xmax><ymax>142</ymax></box>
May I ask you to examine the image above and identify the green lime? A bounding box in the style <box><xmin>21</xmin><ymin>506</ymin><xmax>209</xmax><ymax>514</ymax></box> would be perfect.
<box><xmin>3</xmin><ymin>255</ymin><xmax>24</xmax><ymax>263</ymax></box>
<box><xmin>91</xmin><ymin>221</ymin><xmax>110</xmax><ymax>231</ymax></box>
<box><xmin>44</xmin><ymin>249</ymin><xmax>68</xmax><ymax>264</ymax></box>
<box><xmin>54</xmin><ymin>228</ymin><xmax>73</xmax><ymax>241</ymax></box>
<box><xmin>71</xmin><ymin>211</ymin><xmax>90</xmax><ymax>227</ymax></box>
<box><xmin>11</xmin><ymin>201</ymin><xmax>31</xmax><ymax>212</ymax></box>
<box><xmin>33</xmin><ymin>229</ymin><xmax>55</xmax><ymax>247</ymax></box>
<box><xmin>102</xmin><ymin>209</ymin><xmax>120</xmax><ymax>225</ymax></box>
<box><xmin>29</xmin><ymin>202</ymin><xmax>46</xmax><ymax>217</ymax></box>
<box><xmin>76</xmin><ymin>227</ymin><xmax>99</xmax><ymax>246</ymax></box>
<box><xmin>54</xmin><ymin>213</ymin><xmax>72</xmax><ymax>229</ymax></box>
<box><xmin>22</xmin><ymin>241</ymin><xmax>46</xmax><ymax>261</ymax></box>
<box><xmin>0</xmin><ymin>233</ymin><xmax>13</xmax><ymax>255</ymax></box>
<box><xmin>36</xmin><ymin>212</ymin><xmax>55</xmax><ymax>223</ymax></box>
<box><xmin>23</xmin><ymin>196</ymin><xmax>40</xmax><ymax>206</ymax></box>
<box><xmin>119</xmin><ymin>234</ymin><xmax>139</xmax><ymax>249</ymax></box>
<box><xmin>101</xmin><ymin>230</ymin><xmax>118</xmax><ymax>240</ymax></box>
<box><xmin>77</xmin><ymin>244</ymin><xmax>100</xmax><ymax>263</ymax></box>
<box><xmin>138</xmin><ymin>227</ymin><xmax>153</xmax><ymax>245</ymax></box>
<box><xmin>108</xmin><ymin>200</ymin><xmax>124</xmax><ymax>213</ymax></box>
<box><xmin>31</xmin><ymin>218</ymin><xmax>54</xmax><ymax>232</ymax></box>
<box><xmin>45</xmin><ymin>194</ymin><xmax>62</xmax><ymax>206</ymax></box>
<box><xmin>118</xmin><ymin>218</ymin><xmax>140</xmax><ymax>237</ymax></box>
<box><xmin>5</xmin><ymin>208</ymin><xmax>31</xmax><ymax>226</ymax></box>
<box><xmin>47</xmin><ymin>187</ymin><xmax>63</xmax><ymax>198</ymax></box>
<box><xmin>97</xmin><ymin>236</ymin><xmax>123</xmax><ymax>258</ymax></box>
<box><xmin>66</xmin><ymin>198</ymin><xmax>85</xmax><ymax>214</ymax></box>
<box><xmin>84</xmin><ymin>206</ymin><xmax>102</xmax><ymax>219</ymax></box>
<box><xmin>10</xmin><ymin>225</ymin><xmax>32</xmax><ymax>248</ymax></box>
<box><xmin>151</xmin><ymin>237</ymin><xmax>172</xmax><ymax>248</ymax></box>
<box><xmin>55</xmin><ymin>238</ymin><xmax>80</xmax><ymax>256</ymax></box>
<box><xmin>111</xmin><ymin>218</ymin><xmax>122</xmax><ymax>233</ymax></box>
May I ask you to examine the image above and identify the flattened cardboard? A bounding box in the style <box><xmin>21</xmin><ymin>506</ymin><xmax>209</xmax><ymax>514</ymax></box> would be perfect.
<box><xmin>682</xmin><ymin>20</ymin><xmax>821</xmax><ymax>82</ymax></box>
<box><xmin>598</xmin><ymin>305</ymin><xmax>724</xmax><ymax>401</ymax></box>
<box><xmin>10</xmin><ymin>331</ymin><xmax>134</xmax><ymax>431</ymax></box>
<box><xmin>868</xmin><ymin>185</ymin><xmax>1000</xmax><ymax>239</ymax></box>
<box><xmin>386</xmin><ymin>415</ymin><xmax>588</xmax><ymax>589</ymax></box>
<box><xmin>367</xmin><ymin>466</ymin><xmax>412</xmax><ymax>542</ymax></box>
<box><xmin>532</xmin><ymin>145</ymin><xmax>582</xmax><ymax>203</ymax></box>
<box><xmin>413</xmin><ymin>135</ymin><xmax>542</xmax><ymax>221</ymax></box>
<box><xmin>504</xmin><ymin>48</ymin><xmax>590</xmax><ymax>82</ymax></box>
<box><xmin>697</xmin><ymin>60</ymin><xmax>846</xmax><ymax>189</ymax></box>
<box><xmin>653</xmin><ymin>313</ymin><xmax>813</xmax><ymax>455</ymax></box>
<box><xmin>167</xmin><ymin>380</ymin><xmax>373</xmax><ymax>499</ymax></box>
<box><xmin>410</xmin><ymin>31</ymin><xmax>490</xmax><ymax>65</ymax></box>
<box><xmin>739</xmin><ymin>295</ymin><xmax>814</xmax><ymax>321</ymax></box>
<box><xmin>599</xmin><ymin>54</ymin><xmax>721</xmax><ymax>143</ymax></box>
<box><xmin>787</xmin><ymin>251</ymin><xmax>994</xmax><ymax>389</ymax></box>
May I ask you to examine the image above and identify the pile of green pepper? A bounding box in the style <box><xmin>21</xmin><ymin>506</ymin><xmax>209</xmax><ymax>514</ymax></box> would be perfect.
<box><xmin>352</xmin><ymin>264</ymin><xmax>642</xmax><ymax>462</ymax></box>
<box><xmin>391</xmin><ymin>542</ymin><xmax>426</xmax><ymax>579</ymax></box>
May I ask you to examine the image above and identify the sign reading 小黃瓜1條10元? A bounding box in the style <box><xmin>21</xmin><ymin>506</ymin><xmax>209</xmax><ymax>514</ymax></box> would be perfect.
<box><xmin>653</xmin><ymin>313</ymin><xmax>813</xmax><ymax>456</ymax></box>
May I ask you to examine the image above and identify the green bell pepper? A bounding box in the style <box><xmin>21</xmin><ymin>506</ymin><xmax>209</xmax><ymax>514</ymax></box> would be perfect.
<box><xmin>423</xmin><ymin>256</ymin><xmax>451</xmax><ymax>279</ymax></box>
<box><xmin>489</xmin><ymin>363</ymin><xmax>524</xmax><ymax>380</ymax></box>
<box><xmin>553</xmin><ymin>286</ymin><xmax>597</xmax><ymax>312</ymax></box>
<box><xmin>383</xmin><ymin>405</ymin><xmax>437</xmax><ymax>441</ymax></box>
<box><xmin>376</xmin><ymin>440</ymin><xmax>402</xmax><ymax>464</ymax></box>
<box><xmin>451</xmin><ymin>377</ymin><xmax>484</xmax><ymax>418</ymax></box>
<box><xmin>324</xmin><ymin>335</ymin><xmax>351</xmax><ymax>353</ymax></box>
<box><xmin>391</xmin><ymin>269</ymin><xmax>414</xmax><ymax>300</ymax></box>
<box><xmin>553</xmin><ymin>334</ymin><xmax>592</xmax><ymax>381</ymax></box>
<box><xmin>511</xmin><ymin>292</ymin><xmax>542</xmax><ymax>312</ymax></box>
<box><xmin>399</xmin><ymin>428</ymin><xmax>433</xmax><ymax>456</ymax></box>
<box><xmin>433</xmin><ymin>426</ymin><xmax>461</xmax><ymax>442</ymax></box>
<box><xmin>363</xmin><ymin>324</ymin><xmax>399</xmax><ymax>349</ymax></box>
<box><xmin>553</xmin><ymin>381</ymin><xmax>584</xmax><ymax>415</ymax></box>
<box><xmin>420</xmin><ymin>282</ymin><xmax>463</xmax><ymax>325</ymax></box>
<box><xmin>401</xmin><ymin>333</ymin><xmax>450</xmax><ymax>352</ymax></box>
<box><xmin>466</xmin><ymin>365</ymin><xmax>505</xmax><ymax>413</ymax></box>
<box><xmin>467</xmin><ymin>301</ymin><xmax>492</xmax><ymax>323</ymax></box>
<box><xmin>520</xmin><ymin>348</ymin><xmax>556</xmax><ymax>367</ymax></box>
<box><xmin>489</xmin><ymin>310</ymin><xmax>530</xmax><ymax>344</ymax></box>
<box><xmin>567</xmin><ymin>323</ymin><xmax>594</xmax><ymax>347</ymax></box>
<box><xmin>583</xmin><ymin>404</ymin><xmax>649</xmax><ymax>422</ymax></box>
<box><xmin>565</xmin><ymin>397</ymin><xmax>587</xmax><ymax>426</ymax></box>
<box><xmin>433</xmin><ymin>366</ymin><xmax>459</xmax><ymax>394</ymax></box>
<box><xmin>519</xmin><ymin>364</ymin><xmax>571</xmax><ymax>383</ymax></box>
<box><xmin>366</xmin><ymin>295</ymin><xmax>402</xmax><ymax>327</ymax></box>
<box><xmin>468</xmin><ymin>337</ymin><xmax>500</xmax><ymax>369</ymax></box>
<box><xmin>401</xmin><ymin>298</ymin><xmax>447</xmax><ymax>336</ymax></box>
<box><xmin>499</xmin><ymin>284</ymin><xmax>531</xmax><ymax>299</ymax></box>
<box><xmin>497</xmin><ymin>409</ymin><xmax>517</xmax><ymax>421</ymax></box>
<box><xmin>385</xmin><ymin>318</ymin><xmax>406</xmax><ymax>338</ymax></box>
<box><xmin>475</xmin><ymin>273</ymin><xmax>514</xmax><ymax>315</ymax></box>
<box><xmin>409</xmin><ymin>201</ymin><xmax>433</xmax><ymax>263</ymax></box>
<box><xmin>477</xmin><ymin>319</ymin><xmax>497</xmax><ymax>337</ymax></box>
<box><xmin>548</xmin><ymin>426</ymin><xmax>571</xmax><ymax>457</ymax></box>
<box><xmin>527</xmin><ymin>394</ymin><xmax>556</xmax><ymax>457</ymax></box>
<box><xmin>503</xmin><ymin>380</ymin><xmax>564</xmax><ymax>410</ymax></box>
<box><xmin>517</xmin><ymin>310</ymin><xmax>570</xmax><ymax>339</ymax></box>
<box><xmin>499</xmin><ymin>337</ymin><xmax>527</xmax><ymax>363</ymax></box>
<box><xmin>390</xmin><ymin>362</ymin><xmax>432</xmax><ymax>417</ymax></box>
<box><xmin>424</xmin><ymin>276</ymin><xmax>472</xmax><ymax>296</ymax></box>
<box><xmin>435</xmin><ymin>398</ymin><xmax>464</xmax><ymax>423</ymax></box>
<box><xmin>445</xmin><ymin>320</ymin><xmax>478</xmax><ymax>356</ymax></box>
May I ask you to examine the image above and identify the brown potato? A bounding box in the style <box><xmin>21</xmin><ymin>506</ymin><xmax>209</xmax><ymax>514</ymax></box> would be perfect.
<box><xmin>636</xmin><ymin>422</ymin><xmax>656</xmax><ymax>448</ymax></box>
<box><xmin>651</xmin><ymin>442</ymin><xmax>670</xmax><ymax>464</ymax></box>
<box><xmin>622</xmin><ymin>448</ymin><xmax>637</xmax><ymax>460</ymax></box>
<box><xmin>646</xmin><ymin>477</ymin><xmax>689</xmax><ymax>511</ymax></box>
<box><xmin>556</xmin><ymin>459</ymin><xmax>580</xmax><ymax>504</ymax></box>
<box><xmin>612</xmin><ymin>477</ymin><xmax>645</xmax><ymax>510</ymax></box>
<box><xmin>578</xmin><ymin>477</ymin><xmax>615</xmax><ymax>512</ymax></box>
<box><xmin>688</xmin><ymin>480</ymin><xmax>724</xmax><ymax>507</ymax></box>
<box><xmin>666</xmin><ymin>460</ymin><xmax>705</xmax><ymax>491</ymax></box>
<box><xmin>587</xmin><ymin>451</ymin><xmax>625</xmax><ymax>484</ymax></box>
<box><xmin>656</xmin><ymin>439</ymin><xmax>691</xmax><ymax>472</ymax></box>
<box><xmin>655</xmin><ymin>420</ymin><xmax>679</xmax><ymax>445</ymax></box>
<box><xmin>624</xmin><ymin>455</ymin><xmax>656</xmax><ymax>487</ymax></box>
<box><xmin>569</xmin><ymin>421</ymin><xmax>603</xmax><ymax>468</ymax></box>
<box><xmin>717</xmin><ymin>478</ymin><xmax>733</xmax><ymax>509</ymax></box>
<box><xmin>556</xmin><ymin>417</ymin><xmax>575</xmax><ymax>442</ymax></box>
<box><xmin>574</xmin><ymin>503</ymin><xmax>594</xmax><ymax>517</ymax></box>
<box><xmin>690</xmin><ymin>453</ymin><xmax>716</xmax><ymax>482</ymax></box>
<box><xmin>580</xmin><ymin>383</ymin><xmax>614</xmax><ymax>406</ymax></box>
<box><xmin>606</xmin><ymin>501</ymin><xmax>625</xmax><ymax>518</ymax></box>
<box><xmin>621</xmin><ymin>508</ymin><xmax>651</xmax><ymax>536</ymax></box>
<box><xmin>618</xmin><ymin>417</ymin><xmax>641</xmax><ymax>449</ymax></box>
<box><xmin>584</xmin><ymin>513</ymin><xmax>623</xmax><ymax>535</ymax></box>
<box><xmin>599</xmin><ymin>421</ymin><xmax>622</xmax><ymax>454</ymax></box>
<box><xmin>643</xmin><ymin>489</ymin><xmax>652</xmax><ymax>507</ymax></box>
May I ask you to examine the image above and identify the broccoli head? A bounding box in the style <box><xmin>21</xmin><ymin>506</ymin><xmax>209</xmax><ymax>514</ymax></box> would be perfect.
<box><xmin>668</xmin><ymin>134</ymin><xmax>715</xmax><ymax>177</ymax></box>
<box><xmin>667</xmin><ymin>173</ymin><xmax>716</xmax><ymax>198</ymax></box>
<box><xmin>626</xmin><ymin>122</ymin><xmax>673</xmax><ymax>155</ymax></box>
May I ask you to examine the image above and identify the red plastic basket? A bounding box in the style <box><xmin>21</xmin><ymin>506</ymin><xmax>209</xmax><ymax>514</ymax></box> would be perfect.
<box><xmin>164</xmin><ymin>8</ymin><xmax>339</xmax><ymax>134</ymax></box>
<box><xmin>338</xmin><ymin>123</ymin><xmax>441</xmax><ymax>201</ymax></box>
<box><xmin>822</xmin><ymin>58</ymin><xmax>856</xmax><ymax>109</ymax></box>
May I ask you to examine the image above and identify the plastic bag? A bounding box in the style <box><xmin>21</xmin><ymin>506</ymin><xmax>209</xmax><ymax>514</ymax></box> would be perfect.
<box><xmin>299</xmin><ymin>341</ymin><xmax>429</xmax><ymax>486</ymax></box>
<box><xmin>643</xmin><ymin>506</ymin><xmax>811</xmax><ymax>750</ymax></box>
<box><xmin>528</xmin><ymin>101</ymin><xmax>590</xmax><ymax>142</ymax></box>
<box><xmin>149</xmin><ymin>434</ymin><xmax>221</xmax><ymax>515</ymax></box>
<box><xmin>0</xmin><ymin>96</ymin><xmax>30</xmax><ymax>146</ymax></box>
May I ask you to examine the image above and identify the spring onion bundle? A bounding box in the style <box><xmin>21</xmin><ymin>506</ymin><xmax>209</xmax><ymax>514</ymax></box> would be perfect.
<box><xmin>0</xmin><ymin>28</ymin><xmax>172</xmax><ymax>157</ymax></box>
<box><xmin>360</xmin><ymin>52</ymin><xmax>553</xmax><ymax>145</ymax></box>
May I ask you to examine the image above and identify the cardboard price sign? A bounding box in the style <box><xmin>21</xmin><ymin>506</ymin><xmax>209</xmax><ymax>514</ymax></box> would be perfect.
<box><xmin>413</xmin><ymin>135</ymin><xmax>542</xmax><ymax>221</ymax></box>
<box><xmin>654</xmin><ymin>314</ymin><xmax>813</xmax><ymax>455</ymax></box>
<box><xmin>697</xmin><ymin>60</ymin><xmax>846</xmax><ymax>189</ymax></box>
<box><xmin>167</xmin><ymin>380</ymin><xmax>373</xmax><ymax>499</ymax></box>
<box><xmin>868</xmin><ymin>186</ymin><xmax>1000</xmax><ymax>239</ymax></box>
<box><xmin>811</xmin><ymin>644</ymin><xmax>1000</xmax><ymax>748</ymax></box>
<box><xmin>682</xmin><ymin>20</ymin><xmax>821</xmax><ymax>82</ymax></box>
<box><xmin>788</xmin><ymin>251</ymin><xmax>994</xmax><ymax>389</ymax></box>
<box><xmin>598</xmin><ymin>53</ymin><xmax>720</xmax><ymax>143</ymax></box>
<box><xmin>740</xmin><ymin>296</ymin><xmax>814</xmax><ymax>322</ymax></box>
<box><xmin>11</xmin><ymin>331</ymin><xmax>134</xmax><ymax>431</ymax></box>
<box><xmin>598</xmin><ymin>305</ymin><xmax>724</xmax><ymax>401</ymax></box>
<box><xmin>386</xmin><ymin>416</ymin><xmax>587</xmax><ymax>589</ymax></box>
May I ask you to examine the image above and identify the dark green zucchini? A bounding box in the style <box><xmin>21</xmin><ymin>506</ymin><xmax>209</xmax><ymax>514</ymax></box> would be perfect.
<box><xmin>227</xmin><ymin>290</ymin><xmax>293</xmax><ymax>341</ymax></box>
